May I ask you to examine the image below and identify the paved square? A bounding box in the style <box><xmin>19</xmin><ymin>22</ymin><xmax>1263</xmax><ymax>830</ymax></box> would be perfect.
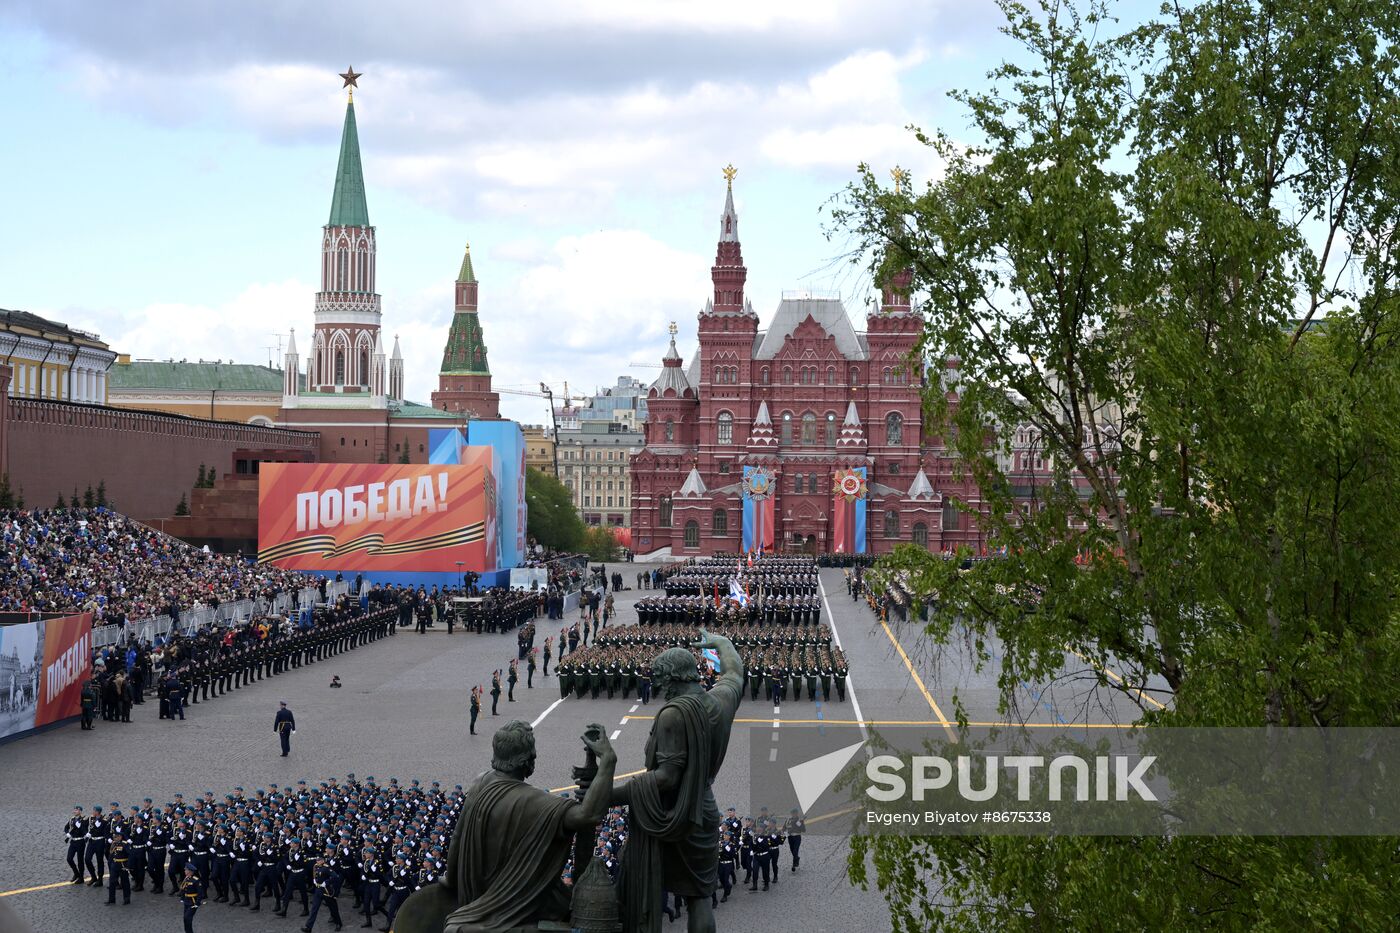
<box><xmin>0</xmin><ymin>568</ymin><xmax>1159</xmax><ymax>931</ymax></box>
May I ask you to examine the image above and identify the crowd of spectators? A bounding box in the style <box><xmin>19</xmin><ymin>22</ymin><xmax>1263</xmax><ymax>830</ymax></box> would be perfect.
<box><xmin>0</xmin><ymin>507</ymin><xmax>316</xmax><ymax>626</ymax></box>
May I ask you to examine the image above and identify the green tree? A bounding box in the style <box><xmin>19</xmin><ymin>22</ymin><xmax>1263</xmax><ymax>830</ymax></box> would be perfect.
<box><xmin>82</xmin><ymin>485</ymin><xmax>95</xmax><ymax>509</ymax></box>
<box><xmin>54</xmin><ymin>492</ymin><xmax>67</xmax><ymax>509</ymax></box>
<box><xmin>196</xmin><ymin>463</ymin><xmax>207</xmax><ymax>488</ymax></box>
<box><xmin>581</xmin><ymin>525</ymin><xmax>620</xmax><ymax>561</ymax></box>
<box><xmin>95</xmin><ymin>480</ymin><xmax>107</xmax><ymax>508</ymax></box>
<box><xmin>525</xmin><ymin>467</ymin><xmax>584</xmax><ymax>553</ymax></box>
<box><xmin>398</xmin><ymin>446</ymin><xmax>411</xmax><ymax>464</ymax></box>
<box><xmin>15</xmin><ymin>489</ymin><xmax>24</xmax><ymax>509</ymax></box>
<box><xmin>835</xmin><ymin>0</ymin><xmax>1400</xmax><ymax>928</ymax></box>
<box><xmin>174</xmin><ymin>493</ymin><xmax>190</xmax><ymax>517</ymax></box>
<box><xmin>0</xmin><ymin>473</ymin><xmax>13</xmax><ymax>509</ymax></box>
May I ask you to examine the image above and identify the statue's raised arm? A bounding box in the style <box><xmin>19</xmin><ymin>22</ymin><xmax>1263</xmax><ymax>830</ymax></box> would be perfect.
<box><xmin>693</xmin><ymin>627</ymin><xmax>744</xmax><ymax>716</ymax></box>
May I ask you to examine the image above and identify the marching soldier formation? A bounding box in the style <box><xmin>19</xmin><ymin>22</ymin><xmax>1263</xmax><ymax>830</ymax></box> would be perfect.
<box><xmin>65</xmin><ymin>776</ymin><xmax>807</xmax><ymax>930</ymax></box>
<box><xmin>552</xmin><ymin>624</ymin><xmax>849</xmax><ymax>703</ymax></box>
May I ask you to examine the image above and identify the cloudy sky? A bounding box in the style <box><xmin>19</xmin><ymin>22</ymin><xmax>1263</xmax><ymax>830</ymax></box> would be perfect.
<box><xmin>0</xmin><ymin>0</ymin><xmax>1023</xmax><ymax>422</ymax></box>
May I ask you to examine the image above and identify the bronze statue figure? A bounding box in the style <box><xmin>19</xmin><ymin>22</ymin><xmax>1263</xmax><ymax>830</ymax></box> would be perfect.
<box><xmin>393</xmin><ymin>720</ymin><xmax>616</xmax><ymax>933</ymax></box>
<box><xmin>610</xmin><ymin>629</ymin><xmax>744</xmax><ymax>933</ymax></box>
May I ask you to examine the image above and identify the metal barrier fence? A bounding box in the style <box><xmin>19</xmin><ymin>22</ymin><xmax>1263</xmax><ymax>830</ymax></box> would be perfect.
<box><xmin>92</xmin><ymin>580</ymin><xmax>351</xmax><ymax>648</ymax></box>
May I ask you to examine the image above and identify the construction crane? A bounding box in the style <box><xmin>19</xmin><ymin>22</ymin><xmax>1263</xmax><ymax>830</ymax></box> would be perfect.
<box><xmin>495</xmin><ymin>383</ymin><xmax>591</xmax><ymax>478</ymax></box>
<box><xmin>628</xmin><ymin>362</ymin><xmax>661</xmax><ymax>369</ymax></box>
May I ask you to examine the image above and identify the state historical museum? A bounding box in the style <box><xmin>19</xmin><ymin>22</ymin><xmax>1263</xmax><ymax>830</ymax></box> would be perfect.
<box><xmin>630</xmin><ymin>172</ymin><xmax>987</xmax><ymax>558</ymax></box>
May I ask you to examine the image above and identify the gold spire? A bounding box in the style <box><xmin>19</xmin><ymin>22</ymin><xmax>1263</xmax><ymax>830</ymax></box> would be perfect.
<box><xmin>722</xmin><ymin>164</ymin><xmax>738</xmax><ymax>190</ymax></box>
<box><xmin>891</xmin><ymin>165</ymin><xmax>910</xmax><ymax>194</ymax></box>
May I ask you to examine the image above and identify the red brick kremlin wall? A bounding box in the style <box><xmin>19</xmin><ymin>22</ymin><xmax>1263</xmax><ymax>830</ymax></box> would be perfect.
<box><xmin>1</xmin><ymin>397</ymin><xmax>318</xmax><ymax>519</ymax></box>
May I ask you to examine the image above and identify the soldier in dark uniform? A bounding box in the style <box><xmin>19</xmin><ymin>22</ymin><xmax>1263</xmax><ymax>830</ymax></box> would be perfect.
<box><xmin>507</xmin><ymin>660</ymin><xmax>518</xmax><ymax>702</ymax></box>
<box><xmin>383</xmin><ymin>853</ymin><xmax>412</xmax><ymax>932</ymax></box>
<box><xmin>526</xmin><ymin>650</ymin><xmax>537</xmax><ymax>688</ymax></box>
<box><xmin>542</xmin><ymin>637</ymin><xmax>552</xmax><ymax>676</ymax></box>
<box><xmin>468</xmin><ymin>686</ymin><xmax>480</xmax><ymax>736</ymax></box>
<box><xmin>105</xmin><ymin>828</ymin><xmax>132</xmax><ymax>905</ymax></box>
<box><xmin>85</xmin><ymin>804</ymin><xmax>108</xmax><ymax>886</ymax></box>
<box><xmin>147</xmin><ymin>808</ymin><xmax>169</xmax><ymax>893</ymax></box>
<box><xmin>305</xmin><ymin>858</ymin><xmax>343</xmax><ymax>932</ymax></box>
<box><xmin>358</xmin><ymin>844</ymin><xmax>382</xmax><ymax>928</ymax></box>
<box><xmin>739</xmin><ymin>818</ymin><xmax>755</xmax><ymax>887</ymax></box>
<box><xmin>230</xmin><ymin>827</ymin><xmax>253</xmax><ymax>905</ymax></box>
<box><xmin>783</xmin><ymin>809</ymin><xmax>805</xmax><ymax>871</ymax></box>
<box><xmin>127</xmin><ymin>813</ymin><xmax>148</xmax><ymax>892</ymax></box>
<box><xmin>748</xmin><ymin>823</ymin><xmax>770</xmax><ymax>891</ymax></box>
<box><xmin>489</xmin><ymin>671</ymin><xmax>501</xmax><ymax>716</ymax></box>
<box><xmin>278</xmin><ymin>838</ymin><xmax>312</xmax><ymax>917</ymax></box>
<box><xmin>249</xmin><ymin>833</ymin><xmax>280</xmax><ymax>911</ymax></box>
<box><xmin>180</xmin><ymin>865</ymin><xmax>204</xmax><ymax>933</ymax></box>
<box><xmin>717</xmin><ymin>830</ymin><xmax>738</xmax><ymax>903</ymax></box>
<box><xmin>66</xmin><ymin>806</ymin><xmax>88</xmax><ymax>883</ymax></box>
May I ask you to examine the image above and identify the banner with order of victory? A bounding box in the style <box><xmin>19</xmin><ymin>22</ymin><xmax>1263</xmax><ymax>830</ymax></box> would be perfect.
<box><xmin>741</xmin><ymin>466</ymin><xmax>776</xmax><ymax>553</ymax></box>
<box><xmin>831</xmin><ymin>467</ymin><xmax>868</xmax><ymax>554</ymax></box>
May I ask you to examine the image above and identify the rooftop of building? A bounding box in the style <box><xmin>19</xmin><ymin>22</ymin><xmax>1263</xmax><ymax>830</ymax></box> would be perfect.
<box><xmin>110</xmin><ymin>359</ymin><xmax>305</xmax><ymax>392</ymax></box>
<box><xmin>1</xmin><ymin>308</ymin><xmax>111</xmax><ymax>350</ymax></box>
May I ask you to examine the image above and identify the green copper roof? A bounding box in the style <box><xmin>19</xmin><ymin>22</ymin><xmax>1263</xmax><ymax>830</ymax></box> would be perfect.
<box><xmin>328</xmin><ymin>101</ymin><xmax>370</xmax><ymax>228</ymax></box>
<box><xmin>457</xmin><ymin>245</ymin><xmax>476</xmax><ymax>284</ymax></box>
<box><xmin>440</xmin><ymin>310</ymin><xmax>490</xmax><ymax>375</ymax></box>
<box><xmin>109</xmin><ymin>361</ymin><xmax>304</xmax><ymax>392</ymax></box>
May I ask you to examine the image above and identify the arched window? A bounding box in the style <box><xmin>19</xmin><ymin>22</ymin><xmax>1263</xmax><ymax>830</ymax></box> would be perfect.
<box><xmin>913</xmin><ymin>522</ymin><xmax>928</xmax><ymax>547</ymax></box>
<box><xmin>780</xmin><ymin>412</ymin><xmax>793</xmax><ymax>445</ymax></box>
<box><xmin>713</xmin><ymin>509</ymin><xmax>728</xmax><ymax>536</ymax></box>
<box><xmin>850</xmin><ymin>366</ymin><xmax>860</xmax><ymax>386</ymax></box>
<box><xmin>336</xmin><ymin>245</ymin><xmax>349</xmax><ymax>290</ymax></box>
<box><xmin>827</xmin><ymin>366</ymin><xmax>836</xmax><ymax>385</ymax></box>
<box><xmin>717</xmin><ymin>411</ymin><xmax>733</xmax><ymax>445</ymax></box>
<box><xmin>334</xmin><ymin>350</ymin><xmax>345</xmax><ymax>386</ymax></box>
<box><xmin>884</xmin><ymin>510</ymin><xmax>900</xmax><ymax>538</ymax></box>
<box><xmin>942</xmin><ymin>499</ymin><xmax>959</xmax><ymax>531</ymax></box>
<box><xmin>808</xmin><ymin>473</ymin><xmax>817</xmax><ymax>492</ymax></box>
<box><xmin>659</xmin><ymin>496</ymin><xmax>673</xmax><ymax>527</ymax></box>
<box><xmin>801</xmin><ymin>412</ymin><xmax>817</xmax><ymax>445</ymax></box>
<box><xmin>664</xmin><ymin>419</ymin><xmax>675</xmax><ymax>443</ymax></box>
<box><xmin>795</xmin><ymin>474</ymin><xmax>805</xmax><ymax>494</ymax></box>
<box><xmin>684</xmin><ymin>521</ymin><xmax>700</xmax><ymax>548</ymax></box>
<box><xmin>360</xmin><ymin>350</ymin><xmax>369</xmax><ymax>387</ymax></box>
<box><xmin>782</xmin><ymin>367</ymin><xmax>793</xmax><ymax>385</ymax></box>
<box><xmin>761</xmin><ymin>367</ymin><xmax>770</xmax><ymax>385</ymax></box>
<box><xmin>885</xmin><ymin>412</ymin><xmax>903</xmax><ymax>446</ymax></box>
<box><xmin>882</xmin><ymin>367</ymin><xmax>892</xmax><ymax>385</ymax></box>
<box><xmin>825</xmin><ymin>412</ymin><xmax>837</xmax><ymax>446</ymax></box>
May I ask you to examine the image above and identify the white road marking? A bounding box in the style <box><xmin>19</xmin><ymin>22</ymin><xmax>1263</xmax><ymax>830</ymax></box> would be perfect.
<box><xmin>629</xmin><ymin>704</ymin><xmax>639</xmax><ymax>713</ymax></box>
<box><xmin>772</xmin><ymin>731</ymin><xmax>780</xmax><ymax>741</ymax></box>
<box><xmin>818</xmin><ymin>573</ymin><xmax>869</xmax><ymax>742</ymax></box>
<box><xmin>769</xmin><ymin>747</ymin><xmax>778</xmax><ymax>761</ymax></box>
<box><xmin>531</xmin><ymin>698</ymin><xmax>565</xmax><ymax>728</ymax></box>
<box><xmin>619</xmin><ymin>717</ymin><xmax>629</xmax><ymax>725</ymax></box>
<box><xmin>610</xmin><ymin>729</ymin><xmax>622</xmax><ymax>741</ymax></box>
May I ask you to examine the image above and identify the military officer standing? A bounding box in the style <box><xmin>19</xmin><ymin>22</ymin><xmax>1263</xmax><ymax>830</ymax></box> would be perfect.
<box><xmin>275</xmin><ymin>701</ymin><xmax>297</xmax><ymax>756</ymax></box>
<box><xmin>784</xmin><ymin>809</ymin><xmax>805</xmax><ymax>871</ymax></box>
<box><xmin>180</xmin><ymin>865</ymin><xmax>204</xmax><ymax>933</ymax></box>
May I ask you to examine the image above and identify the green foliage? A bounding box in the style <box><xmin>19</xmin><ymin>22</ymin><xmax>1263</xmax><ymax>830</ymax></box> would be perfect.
<box><xmin>174</xmin><ymin>493</ymin><xmax>189</xmax><ymax>517</ymax></box>
<box><xmin>55</xmin><ymin>492</ymin><xmax>66</xmax><ymax>510</ymax></box>
<box><xmin>834</xmin><ymin>0</ymin><xmax>1400</xmax><ymax>927</ymax></box>
<box><xmin>398</xmin><ymin>446</ymin><xmax>411</xmax><ymax>464</ymax></box>
<box><xmin>581</xmin><ymin>525</ymin><xmax>620</xmax><ymax>561</ymax></box>
<box><xmin>95</xmin><ymin>480</ymin><xmax>107</xmax><ymax>508</ymax></box>
<box><xmin>82</xmin><ymin>485</ymin><xmax>95</xmax><ymax>509</ymax></box>
<box><xmin>0</xmin><ymin>474</ymin><xmax>13</xmax><ymax>509</ymax></box>
<box><xmin>196</xmin><ymin>463</ymin><xmax>207</xmax><ymax>488</ymax></box>
<box><xmin>525</xmin><ymin>467</ymin><xmax>584</xmax><ymax>553</ymax></box>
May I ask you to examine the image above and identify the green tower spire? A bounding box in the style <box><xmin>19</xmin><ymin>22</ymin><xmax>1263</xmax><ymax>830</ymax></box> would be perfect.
<box><xmin>328</xmin><ymin>100</ymin><xmax>370</xmax><ymax>227</ymax></box>
<box><xmin>440</xmin><ymin>312</ymin><xmax>490</xmax><ymax>375</ymax></box>
<box><xmin>457</xmin><ymin>243</ymin><xmax>476</xmax><ymax>284</ymax></box>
